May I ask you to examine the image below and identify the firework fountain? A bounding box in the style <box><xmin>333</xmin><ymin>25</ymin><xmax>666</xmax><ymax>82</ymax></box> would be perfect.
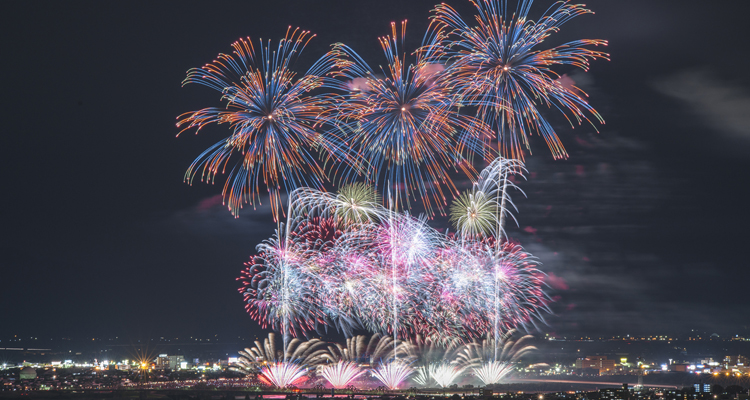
<box><xmin>454</xmin><ymin>330</ymin><xmax>537</xmax><ymax>385</ymax></box>
<box><xmin>371</xmin><ymin>360</ymin><xmax>414</xmax><ymax>390</ymax></box>
<box><xmin>234</xmin><ymin>333</ymin><xmax>329</xmax><ymax>387</ymax></box>
<box><xmin>320</xmin><ymin>361</ymin><xmax>365</xmax><ymax>389</ymax></box>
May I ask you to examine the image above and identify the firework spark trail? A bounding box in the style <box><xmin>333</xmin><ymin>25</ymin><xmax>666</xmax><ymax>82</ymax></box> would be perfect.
<box><xmin>235</xmin><ymin>332</ymin><xmax>328</xmax><ymax>370</ymax></box>
<box><xmin>317</xmin><ymin>334</ymin><xmax>408</xmax><ymax>365</ymax></box>
<box><xmin>412</xmin><ymin>365</ymin><xmax>433</xmax><ymax>387</ymax></box>
<box><xmin>177</xmin><ymin>28</ymin><xmax>353</xmax><ymax>220</ymax></box>
<box><xmin>430</xmin><ymin>363</ymin><xmax>465</xmax><ymax>388</ymax></box>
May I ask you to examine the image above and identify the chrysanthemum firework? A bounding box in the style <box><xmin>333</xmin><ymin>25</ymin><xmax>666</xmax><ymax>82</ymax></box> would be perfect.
<box><xmin>433</xmin><ymin>0</ymin><xmax>609</xmax><ymax>159</ymax></box>
<box><xmin>237</xmin><ymin>231</ymin><xmax>327</xmax><ymax>337</ymax></box>
<box><xmin>177</xmin><ymin>28</ymin><xmax>350</xmax><ymax>219</ymax></box>
<box><xmin>327</xmin><ymin>21</ymin><xmax>493</xmax><ymax>215</ymax></box>
<box><xmin>450</xmin><ymin>190</ymin><xmax>497</xmax><ymax>239</ymax></box>
<box><xmin>335</xmin><ymin>183</ymin><xmax>381</xmax><ymax>226</ymax></box>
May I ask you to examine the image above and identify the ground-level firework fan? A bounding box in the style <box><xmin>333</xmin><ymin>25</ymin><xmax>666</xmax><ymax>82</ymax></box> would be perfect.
<box><xmin>237</xmin><ymin>158</ymin><xmax>550</xmax><ymax>342</ymax></box>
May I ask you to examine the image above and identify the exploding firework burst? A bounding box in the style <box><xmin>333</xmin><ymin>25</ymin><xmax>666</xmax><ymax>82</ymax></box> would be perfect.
<box><xmin>237</xmin><ymin>159</ymin><xmax>549</xmax><ymax>342</ymax></box>
<box><xmin>238</xmin><ymin>233</ymin><xmax>327</xmax><ymax>337</ymax></box>
<box><xmin>433</xmin><ymin>0</ymin><xmax>609</xmax><ymax>159</ymax></box>
<box><xmin>328</xmin><ymin>20</ymin><xmax>492</xmax><ymax>214</ymax></box>
<box><xmin>177</xmin><ymin>28</ymin><xmax>351</xmax><ymax>219</ymax></box>
<box><xmin>450</xmin><ymin>190</ymin><xmax>497</xmax><ymax>239</ymax></box>
<box><xmin>335</xmin><ymin>183</ymin><xmax>381</xmax><ymax>226</ymax></box>
<box><xmin>455</xmin><ymin>330</ymin><xmax>537</xmax><ymax>384</ymax></box>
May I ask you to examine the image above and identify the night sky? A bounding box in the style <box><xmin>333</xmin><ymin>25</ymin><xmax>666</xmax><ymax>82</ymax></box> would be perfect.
<box><xmin>3</xmin><ymin>1</ymin><xmax>750</xmax><ymax>342</ymax></box>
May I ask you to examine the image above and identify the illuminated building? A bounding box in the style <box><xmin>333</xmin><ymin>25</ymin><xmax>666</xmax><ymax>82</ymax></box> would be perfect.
<box><xmin>575</xmin><ymin>356</ymin><xmax>616</xmax><ymax>375</ymax></box>
<box><xmin>155</xmin><ymin>354</ymin><xmax>186</xmax><ymax>370</ymax></box>
<box><xmin>693</xmin><ymin>383</ymin><xmax>711</xmax><ymax>393</ymax></box>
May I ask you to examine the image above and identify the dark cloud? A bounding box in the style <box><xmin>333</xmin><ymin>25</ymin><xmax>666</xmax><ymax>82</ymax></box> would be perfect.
<box><xmin>154</xmin><ymin>194</ymin><xmax>278</xmax><ymax>243</ymax></box>
<box><xmin>653</xmin><ymin>69</ymin><xmax>750</xmax><ymax>142</ymax></box>
<box><xmin>500</xmin><ymin>128</ymin><xmax>747</xmax><ymax>336</ymax></box>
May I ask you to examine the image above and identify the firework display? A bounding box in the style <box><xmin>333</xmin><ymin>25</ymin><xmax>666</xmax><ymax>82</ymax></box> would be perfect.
<box><xmin>177</xmin><ymin>0</ymin><xmax>607</xmax><ymax>388</ymax></box>
<box><xmin>238</xmin><ymin>158</ymin><xmax>550</xmax><ymax>341</ymax></box>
